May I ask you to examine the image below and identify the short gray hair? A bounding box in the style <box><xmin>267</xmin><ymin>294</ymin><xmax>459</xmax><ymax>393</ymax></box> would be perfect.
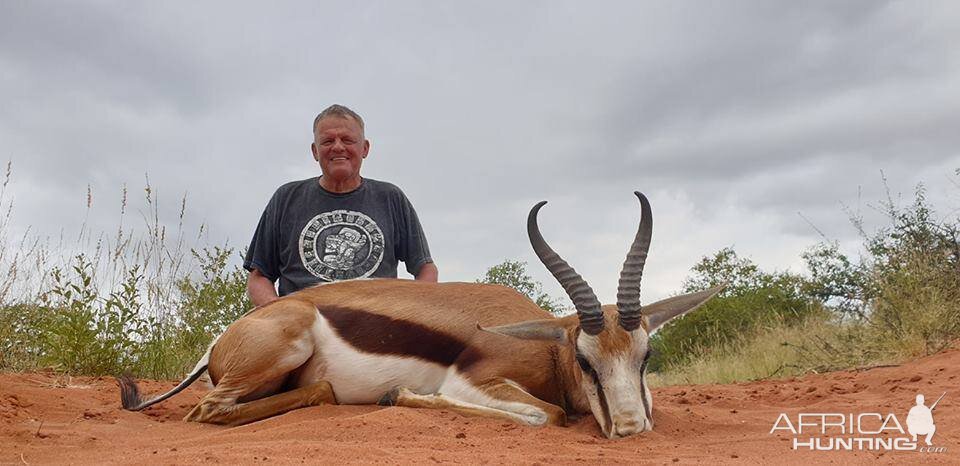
<box><xmin>313</xmin><ymin>104</ymin><xmax>365</xmax><ymax>134</ymax></box>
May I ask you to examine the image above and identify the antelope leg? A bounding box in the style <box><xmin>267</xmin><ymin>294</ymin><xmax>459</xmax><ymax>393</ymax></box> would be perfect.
<box><xmin>185</xmin><ymin>380</ymin><xmax>337</xmax><ymax>426</ymax></box>
<box><xmin>379</xmin><ymin>380</ymin><xmax>565</xmax><ymax>427</ymax></box>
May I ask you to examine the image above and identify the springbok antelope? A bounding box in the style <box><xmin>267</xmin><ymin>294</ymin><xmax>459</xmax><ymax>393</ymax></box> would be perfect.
<box><xmin>118</xmin><ymin>192</ymin><xmax>722</xmax><ymax>438</ymax></box>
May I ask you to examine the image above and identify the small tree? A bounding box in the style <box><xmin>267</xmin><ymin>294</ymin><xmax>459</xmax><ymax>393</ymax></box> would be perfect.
<box><xmin>477</xmin><ymin>260</ymin><xmax>567</xmax><ymax>316</ymax></box>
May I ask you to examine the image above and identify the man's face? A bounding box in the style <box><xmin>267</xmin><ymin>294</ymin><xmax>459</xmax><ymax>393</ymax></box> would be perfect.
<box><xmin>324</xmin><ymin>234</ymin><xmax>346</xmax><ymax>255</ymax></box>
<box><xmin>311</xmin><ymin>116</ymin><xmax>369</xmax><ymax>183</ymax></box>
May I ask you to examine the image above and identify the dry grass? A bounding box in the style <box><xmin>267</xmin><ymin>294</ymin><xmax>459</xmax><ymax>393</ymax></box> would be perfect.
<box><xmin>0</xmin><ymin>167</ymin><xmax>250</xmax><ymax>378</ymax></box>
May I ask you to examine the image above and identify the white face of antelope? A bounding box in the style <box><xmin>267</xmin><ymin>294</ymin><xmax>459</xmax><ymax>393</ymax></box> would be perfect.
<box><xmin>574</xmin><ymin>326</ymin><xmax>654</xmax><ymax>439</ymax></box>
<box><xmin>525</xmin><ymin>191</ymin><xmax>723</xmax><ymax>438</ymax></box>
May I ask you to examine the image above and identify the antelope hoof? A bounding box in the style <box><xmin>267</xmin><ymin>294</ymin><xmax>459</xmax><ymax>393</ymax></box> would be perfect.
<box><xmin>378</xmin><ymin>387</ymin><xmax>401</xmax><ymax>407</ymax></box>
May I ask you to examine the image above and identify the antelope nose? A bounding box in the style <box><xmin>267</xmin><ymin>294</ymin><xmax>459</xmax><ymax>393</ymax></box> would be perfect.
<box><xmin>611</xmin><ymin>415</ymin><xmax>648</xmax><ymax>437</ymax></box>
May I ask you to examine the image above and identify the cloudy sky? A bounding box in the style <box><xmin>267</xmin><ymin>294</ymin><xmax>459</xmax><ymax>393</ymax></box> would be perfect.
<box><xmin>1</xmin><ymin>1</ymin><xmax>958</xmax><ymax>305</ymax></box>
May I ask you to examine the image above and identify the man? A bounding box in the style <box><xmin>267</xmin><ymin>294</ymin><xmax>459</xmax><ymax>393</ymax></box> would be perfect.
<box><xmin>244</xmin><ymin>104</ymin><xmax>438</xmax><ymax>306</ymax></box>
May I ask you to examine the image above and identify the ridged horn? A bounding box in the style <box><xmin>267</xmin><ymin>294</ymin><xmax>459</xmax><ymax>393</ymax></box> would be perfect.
<box><xmin>528</xmin><ymin>201</ymin><xmax>604</xmax><ymax>335</ymax></box>
<box><xmin>616</xmin><ymin>191</ymin><xmax>652</xmax><ymax>331</ymax></box>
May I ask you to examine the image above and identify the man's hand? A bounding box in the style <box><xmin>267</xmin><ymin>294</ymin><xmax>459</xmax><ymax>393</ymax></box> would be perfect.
<box><xmin>247</xmin><ymin>268</ymin><xmax>279</xmax><ymax>307</ymax></box>
<box><xmin>415</xmin><ymin>262</ymin><xmax>439</xmax><ymax>283</ymax></box>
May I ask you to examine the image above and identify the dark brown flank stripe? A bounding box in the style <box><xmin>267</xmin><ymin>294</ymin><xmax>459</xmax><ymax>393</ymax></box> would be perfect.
<box><xmin>317</xmin><ymin>306</ymin><xmax>469</xmax><ymax>366</ymax></box>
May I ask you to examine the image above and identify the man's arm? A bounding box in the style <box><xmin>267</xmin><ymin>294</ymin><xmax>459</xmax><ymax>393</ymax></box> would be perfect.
<box><xmin>247</xmin><ymin>268</ymin><xmax>279</xmax><ymax>307</ymax></box>
<box><xmin>415</xmin><ymin>262</ymin><xmax>438</xmax><ymax>282</ymax></box>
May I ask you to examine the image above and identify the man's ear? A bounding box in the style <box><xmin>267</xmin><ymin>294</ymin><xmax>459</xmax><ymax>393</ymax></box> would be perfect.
<box><xmin>311</xmin><ymin>142</ymin><xmax>320</xmax><ymax>162</ymax></box>
<box><xmin>642</xmin><ymin>285</ymin><xmax>725</xmax><ymax>332</ymax></box>
<box><xmin>477</xmin><ymin>319</ymin><xmax>570</xmax><ymax>343</ymax></box>
<box><xmin>362</xmin><ymin>139</ymin><xmax>370</xmax><ymax>159</ymax></box>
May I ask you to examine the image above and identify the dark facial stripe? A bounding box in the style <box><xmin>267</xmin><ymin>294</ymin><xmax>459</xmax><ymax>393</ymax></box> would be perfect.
<box><xmin>594</xmin><ymin>373</ymin><xmax>612</xmax><ymax>434</ymax></box>
<box><xmin>639</xmin><ymin>349</ymin><xmax>652</xmax><ymax>421</ymax></box>
<box><xmin>317</xmin><ymin>306</ymin><xmax>468</xmax><ymax>366</ymax></box>
<box><xmin>577</xmin><ymin>350</ymin><xmax>612</xmax><ymax>434</ymax></box>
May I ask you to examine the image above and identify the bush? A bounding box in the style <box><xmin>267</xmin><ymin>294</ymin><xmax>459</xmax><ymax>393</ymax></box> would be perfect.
<box><xmin>0</xmin><ymin>173</ymin><xmax>255</xmax><ymax>379</ymax></box>
<box><xmin>804</xmin><ymin>186</ymin><xmax>960</xmax><ymax>359</ymax></box>
<box><xmin>0</xmin><ymin>247</ymin><xmax>250</xmax><ymax>378</ymax></box>
<box><xmin>37</xmin><ymin>256</ymin><xmax>153</xmax><ymax>375</ymax></box>
<box><xmin>170</xmin><ymin>246</ymin><xmax>251</xmax><ymax>374</ymax></box>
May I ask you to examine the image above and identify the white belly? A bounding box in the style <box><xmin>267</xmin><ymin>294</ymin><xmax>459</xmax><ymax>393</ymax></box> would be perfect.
<box><xmin>306</xmin><ymin>314</ymin><xmax>450</xmax><ymax>404</ymax></box>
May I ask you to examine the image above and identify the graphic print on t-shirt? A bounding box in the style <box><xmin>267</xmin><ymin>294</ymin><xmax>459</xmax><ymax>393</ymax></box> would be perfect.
<box><xmin>299</xmin><ymin>210</ymin><xmax>385</xmax><ymax>281</ymax></box>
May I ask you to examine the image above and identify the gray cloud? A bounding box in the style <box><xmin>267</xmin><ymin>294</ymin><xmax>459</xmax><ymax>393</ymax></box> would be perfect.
<box><xmin>1</xmin><ymin>0</ymin><xmax>958</xmax><ymax>305</ymax></box>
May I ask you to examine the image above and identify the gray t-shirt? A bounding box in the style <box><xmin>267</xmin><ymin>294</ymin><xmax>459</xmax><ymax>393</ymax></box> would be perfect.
<box><xmin>244</xmin><ymin>177</ymin><xmax>432</xmax><ymax>296</ymax></box>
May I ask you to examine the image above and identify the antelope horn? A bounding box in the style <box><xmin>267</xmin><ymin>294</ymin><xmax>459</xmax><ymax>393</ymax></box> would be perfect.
<box><xmin>616</xmin><ymin>191</ymin><xmax>652</xmax><ymax>331</ymax></box>
<box><xmin>528</xmin><ymin>201</ymin><xmax>604</xmax><ymax>335</ymax></box>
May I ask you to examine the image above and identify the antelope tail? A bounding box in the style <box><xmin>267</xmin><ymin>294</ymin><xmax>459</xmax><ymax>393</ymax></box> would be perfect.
<box><xmin>117</xmin><ymin>336</ymin><xmax>218</xmax><ymax>411</ymax></box>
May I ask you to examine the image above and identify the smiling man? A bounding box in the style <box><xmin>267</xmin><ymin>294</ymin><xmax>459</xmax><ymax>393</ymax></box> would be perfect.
<box><xmin>244</xmin><ymin>104</ymin><xmax>438</xmax><ymax>306</ymax></box>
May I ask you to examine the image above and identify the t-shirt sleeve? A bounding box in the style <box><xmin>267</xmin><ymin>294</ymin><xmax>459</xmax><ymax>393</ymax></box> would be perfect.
<box><xmin>243</xmin><ymin>191</ymin><xmax>281</xmax><ymax>282</ymax></box>
<box><xmin>394</xmin><ymin>190</ymin><xmax>433</xmax><ymax>276</ymax></box>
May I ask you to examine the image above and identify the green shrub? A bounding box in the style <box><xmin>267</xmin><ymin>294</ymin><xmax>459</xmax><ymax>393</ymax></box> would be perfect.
<box><xmin>0</xmin><ymin>246</ymin><xmax>250</xmax><ymax>378</ymax></box>
<box><xmin>38</xmin><ymin>256</ymin><xmax>142</xmax><ymax>375</ymax></box>
<box><xmin>0</xmin><ymin>303</ymin><xmax>47</xmax><ymax>371</ymax></box>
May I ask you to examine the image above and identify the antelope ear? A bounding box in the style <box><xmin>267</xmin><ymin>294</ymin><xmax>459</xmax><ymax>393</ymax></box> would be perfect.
<box><xmin>642</xmin><ymin>285</ymin><xmax>725</xmax><ymax>332</ymax></box>
<box><xmin>477</xmin><ymin>319</ymin><xmax>569</xmax><ymax>343</ymax></box>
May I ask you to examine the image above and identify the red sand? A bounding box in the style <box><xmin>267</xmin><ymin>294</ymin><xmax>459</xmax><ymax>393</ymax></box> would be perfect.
<box><xmin>2</xmin><ymin>347</ymin><xmax>958</xmax><ymax>465</ymax></box>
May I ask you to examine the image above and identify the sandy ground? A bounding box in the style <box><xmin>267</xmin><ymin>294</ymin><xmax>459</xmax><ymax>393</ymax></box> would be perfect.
<box><xmin>1</xmin><ymin>347</ymin><xmax>958</xmax><ymax>465</ymax></box>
